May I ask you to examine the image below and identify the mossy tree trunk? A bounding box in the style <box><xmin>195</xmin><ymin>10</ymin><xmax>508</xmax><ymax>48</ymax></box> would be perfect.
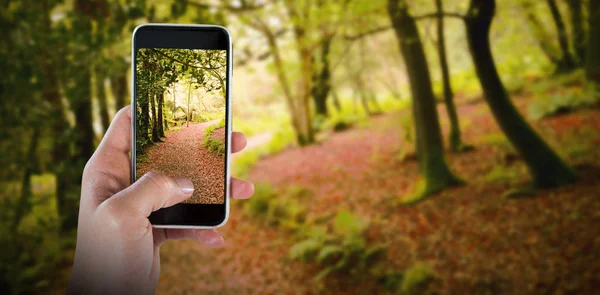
<box><xmin>435</xmin><ymin>0</ymin><xmax>463</xmax><ymax>153</ymax></box>
<box><xmin>257</xmin><ymin>16</ymin><xmax>314</xmax><ymax>145</ymax></box>
<box><xmin>312</xmin><ymin>36</ymin><xmax>333</xmax><ymax>117</ymax></box>
<box><xmin>566</xmin><ymin>0</ymin><xmax>586</xmax><ymax>64</ymax></box>
<box><xmin>586</xmin><ymin>0</ymin><xmax>600</xmax><ymax>85</ymax></box>
<box><xmin>466</xmin><ymin>0</ymin><xmax>576</xmax><ymax>188</ymax></box>
<box><xmin>546</xmin><ymin>0</ymin><xmax>578</xmax><ymax>72</ymax></box>
<box><xmin>388</xmin><ymin>0</ymin><xmax>462</xmax><ymax>197</ymax></box>
<box><xmin>286</xmin><ymin>0</ymin><xmax>315</xmax><ymax>146</ymax></box>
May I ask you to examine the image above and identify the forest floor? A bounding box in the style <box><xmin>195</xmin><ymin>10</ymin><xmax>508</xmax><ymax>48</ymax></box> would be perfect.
<box><xmin>137</xmin><ymin>119</ymin><xmax>226</xmax><ymax>204</ymax></box>
<box><xmin>157</xmin><ymin>93</ymin><xmax>600</xmax><ymax>294</ymax></box>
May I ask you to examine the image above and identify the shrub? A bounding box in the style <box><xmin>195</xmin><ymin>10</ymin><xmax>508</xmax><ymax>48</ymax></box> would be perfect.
<box><xmin>528</xmin><ymin>88</ymin><xmax>598</xmax><ymax>120</ymax></box>
<box><xmin>243</xmin><ymin>183</ymin><xmax>309</xmax><ymax>229</ymax></box>
<box><xmin>202</xmin><ymin>118</ymin><xmax>226</xmax><ymax>156</ymax></box>
<box><xmin>321</xmin><ymin>112</ymin><xmax>360</xmax><ymax>134</ymax></box>
<box><xmin>381</xmin><ymin>262</ymin><xmax>436</xmax><ymax>295</ymax></box>
<box><xmin>485</xmin><ymin>165</ymin><xmax>519</xmax><ymax>183</ymax></box>
<box><xmin>400</xmin><ymin>262</ymin><xmax>435</xmax><ymax>295</ymax></box>
<box><xmin>288</xmin><ymin>210</ymin><xmax>387</xmax><ymax>282</ymax></box>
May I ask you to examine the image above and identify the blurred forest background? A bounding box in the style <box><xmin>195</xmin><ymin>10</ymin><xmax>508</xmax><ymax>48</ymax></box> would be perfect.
<box><xmin>1</xmin><ymin>0</ymin><xmax>600</xmax><ymax>294</ymax></box>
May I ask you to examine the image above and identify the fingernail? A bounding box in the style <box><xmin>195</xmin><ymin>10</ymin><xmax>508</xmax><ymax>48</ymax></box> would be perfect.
<box><xmin>176</xmin><ymin>178</ymin><xmax>194</xmax><ymax>194</ymax></box>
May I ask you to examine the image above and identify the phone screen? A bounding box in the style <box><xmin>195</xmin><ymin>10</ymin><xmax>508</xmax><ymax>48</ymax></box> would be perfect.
<box><xmin>133</xmin><ymin>25</ymin><xmax>231</xmax><ymax>226</ymax></box>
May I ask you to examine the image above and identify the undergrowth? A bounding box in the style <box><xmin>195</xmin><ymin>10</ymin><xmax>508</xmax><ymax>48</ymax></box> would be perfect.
<box><xmin>202</xmin><ymin>118</ymin><xmax>226</xmax><ymax>156</ymax></box>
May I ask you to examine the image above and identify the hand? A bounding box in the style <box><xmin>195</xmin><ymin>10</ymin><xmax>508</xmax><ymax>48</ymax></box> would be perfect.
<box><xmin>67</xmin><ymin>106</ymin><xmax>254</xmax><ymax>295</ymax></box>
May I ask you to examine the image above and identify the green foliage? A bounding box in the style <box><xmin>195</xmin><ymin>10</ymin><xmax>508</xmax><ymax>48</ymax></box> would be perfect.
<box><xmin>0</xmin><ymin>174</ymin><xmax>70</xmax><ymax>294</ymax></box>
<box><xmin>288</xmin><ymin>210</ymin><xmax>387</xmax><ymax>282</ymax></box>
<box><xmin>243</xmin><ymin>183</ymin><xmax>309</xmax><ymax>229</ymax></box>
<box><xmin>478</xmin><ymin>133</ymin><xmax>516</xmax><ymax>159</ymax></box>
<box><xmin>399</xmin><ymin>262</ymin><xmax>435</xmax><ymax>295</ymax></box>
<box><xmin>528</xmin><ymin>88</ymin><xmax>598</xmax><ymax>120</ymax></box>
<box><xmin>322</xmin><ymin>112</ymin><xmax>358</xmax><ymax>133</ymax></box>
<box><xmin>380</xmin><ymin>262</ymin><xmax>436</xmax><ymax>295</ymax></box>
<box><xmin>530</xmin><ymin>70</ymin><xmax>585</xmax><ymax>94</ymax></box>
<box><xmin>485</xmin><ymin>165</ymin><xmax>519</xmax><ymax>183</ymax></box>
<box><xmin>202</xmin><ymin>118</ymin><xmax>226</xmax><ymax>156</ymax></box>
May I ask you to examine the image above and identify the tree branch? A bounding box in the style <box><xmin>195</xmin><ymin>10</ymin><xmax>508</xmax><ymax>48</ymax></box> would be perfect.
<box><xmin>414</xmin><ymin>12</ymin><xmax>465</xmax><ymax>20</ymax></box>
<box><xmin>344</xmin><ymin>26</ymin><xmax>392</xmax><ymax>41</ymax></box>
<box><xmin>149</xmin><ymin>49</ymin><xmax>224</xmax><ymax>71</ymax></box>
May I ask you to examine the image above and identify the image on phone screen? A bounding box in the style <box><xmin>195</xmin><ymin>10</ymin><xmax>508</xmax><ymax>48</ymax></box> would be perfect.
<box><xmin>135</xmin><ymin>48</ymin><xmax>227</xmax><ymax>205</ymax></box>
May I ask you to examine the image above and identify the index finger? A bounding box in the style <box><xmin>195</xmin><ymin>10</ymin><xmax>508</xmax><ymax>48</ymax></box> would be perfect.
<box><xmin>82</xmin><ymin>106</ymin><xmax>132</xmax><ymax>209</ymax></box>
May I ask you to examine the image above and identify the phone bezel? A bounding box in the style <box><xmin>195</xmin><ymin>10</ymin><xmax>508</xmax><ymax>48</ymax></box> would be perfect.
<box><xmin>131</xmin><ymin>24</ymin><xmax>232</xmax><ymax>229</ymax></box>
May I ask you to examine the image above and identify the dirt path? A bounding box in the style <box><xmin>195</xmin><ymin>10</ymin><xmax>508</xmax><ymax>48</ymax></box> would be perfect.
<box><xmin>157</xmin><ymin>99</ymin><xmax>600</xmax><ymax>294</ymax></box>
<box><xmin>137</xmin><ymin>119</ymin><xmax>225</xmax><ymax>204</ymax></box>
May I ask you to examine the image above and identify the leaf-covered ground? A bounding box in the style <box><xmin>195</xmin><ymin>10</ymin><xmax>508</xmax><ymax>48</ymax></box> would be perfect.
<box><xmin>157</xmin><ymin>95</ymin><xmax>600</xmax><ymax>294</ymax></box>
<box><xmin>137</xmin><ymin>120</ymin><xmax>225</xmax><ymax>204</ymax></box>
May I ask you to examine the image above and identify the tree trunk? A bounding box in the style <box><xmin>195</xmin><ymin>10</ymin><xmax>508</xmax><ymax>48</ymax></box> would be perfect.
<box><xmin>285</xmin><ymin>0</ymin><xmax>315</xmax><ymax>146</ymax></box>
<box><xmin>157</xmin><ymin>89</ymin><xmax>165</xmax><ymax>137</ymax></box>
<box><xmin>520</xmin><ymin>0</ymin><xmax>561</xmax><ymax>65</ymax></box>
<box><xmin>587</xmin><ymin>0</ymin><xmax>600</xmax><ymax>85</ymax></box>
<box><xmin>466</xmin><ymin>0</ymin><xmax>576</xmax><ymax>188</ymax></box>
<box><xmin>12</xmin><ymin>127</ymin><xmax>40</xmax><ymax>230</ymax></box>
<box><xmin>261</xmin><ymin>24</ymin><xmax>311</xmax><ymax>145</ymax></box>
<box><xmin>150</xmin><ymin>90</ymin><xmax>159</xmax><ymax>141</ymax></box>
<box><xmin>547</xmin><ymin>0</ymin><xmax>578</xmax><ymax>71</ymax></box>
<box><xmin>139</xmin><ymin>88</ymin><xmax>150</xmax><ymax>146</ymax></box>
<box><xmin>95</xmin><ymin>63</ymin><xmax>110</xmax><ymax>133</ymax></box>
<box><xmin>41</xmin><ymin>1</ymin><xmax>81</xmax><ymax>233</ymax></box>
<box><xmin>388</xmin><ymin>0</ymin><xmax>462</xmax><ymax>197</ymax></box>
<box><xmin>312</xmin><ymin>36</ymin><xmax>333</xmax><ymax>117</ymax></box>
<box><xmin>436</xmin><ymin>0</ymin><xmax>463</xmax><ymax>153</ymax></box>
<box><xmin>69</xmin><ymin>65</ymin><xmax>95</xmax><ymax>161</ymax></box>
<box><xmin>110</xmin><ymin>57</ymin><xmax>129</xmax><ymax>109</ymax></box>
<box><xmin>566</xmin><ymin>0</ymin><xmax>586</xmax><ymax>64</ymax></box>
<box><xmin>111</xmin><ymin>75</ymin><xmax>128</xmax><ymax>110</ymax></box>
<box><xmin>172</xmin><ymin>86</ymin><xmax>177</xmax><ymax>120</ymax></box>
<box><xmin>43</xmin><ymin>71</ymin><xmax>80</xmax><ymax>233</ymax></box>
<box><xmin>295</xmin><ymin>44</ymin><xmax>315</xmax><ymax>145</ymax></box>
<box><xmin>187</xmin><ymin>81</ymin><xmax>192</xmax><ymax>128</ymax></box>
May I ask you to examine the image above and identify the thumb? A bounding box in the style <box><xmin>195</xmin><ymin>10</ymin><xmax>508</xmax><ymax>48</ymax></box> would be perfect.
<box><xmin>106</xmin><ymin>171</ymin><xmax>194</xmax><ymax>218</ymax></box>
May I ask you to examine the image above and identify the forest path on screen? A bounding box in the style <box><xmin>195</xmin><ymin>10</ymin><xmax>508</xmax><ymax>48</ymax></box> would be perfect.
<box><xmin>136</xmin><ymin>119</ymin><xmax>225</xmax><ymax>204</ymax></box>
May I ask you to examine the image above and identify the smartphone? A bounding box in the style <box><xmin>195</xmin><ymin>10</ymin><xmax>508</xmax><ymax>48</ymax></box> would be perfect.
<box><xmin>131</xmin><ymin>24</ymin><xmax>232</xmax><ymax>228</ymax></box>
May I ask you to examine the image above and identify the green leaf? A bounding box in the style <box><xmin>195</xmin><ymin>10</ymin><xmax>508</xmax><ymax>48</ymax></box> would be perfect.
<box><xmin>289</xmin><ymin>239</ymin><xmax>320</xmax><ymax>261</ymax></box>
<box><xmin>316</xmin><ymin>245</ymin><xmax>345</xmax><ymax>264</ymax></box>
<box><xmin>313</xmin><ymin>266</ymin><xmax>335</xmax><ymax>282</ymax></box>
<box><xmin>333</xmin><ymin>210</ymin><xmax>364</xmax><ymax>235</ymax></box>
